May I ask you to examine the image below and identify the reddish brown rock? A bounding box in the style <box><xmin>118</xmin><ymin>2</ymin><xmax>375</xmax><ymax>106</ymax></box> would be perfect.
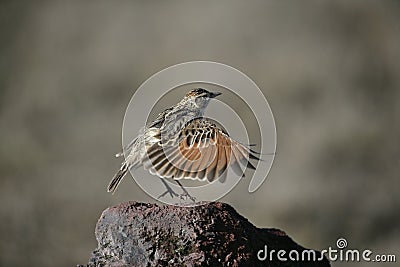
<box><xmin>78</xmin><ymin>201</ymin><xmax>330</xmax><ymax>267</ymax></box>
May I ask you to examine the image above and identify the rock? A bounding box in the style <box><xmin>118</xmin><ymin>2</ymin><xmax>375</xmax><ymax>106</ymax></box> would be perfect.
<box><xmin>78</xmin><ymin>201</ymin><xmax>330</xmax><ymax>267</ymax></box>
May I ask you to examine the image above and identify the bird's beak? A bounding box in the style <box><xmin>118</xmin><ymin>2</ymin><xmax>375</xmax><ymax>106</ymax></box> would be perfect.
<box><xmin>209</xmin><ymin>92</ymin><xmax>222</xmax><ymax>98</ymax></box>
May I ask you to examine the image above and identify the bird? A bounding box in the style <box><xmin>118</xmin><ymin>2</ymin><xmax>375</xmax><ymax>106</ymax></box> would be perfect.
<box><xmin>107</xmin><ymin>88</ymin><xmax>261</xmax><ymax>199</ymax></box>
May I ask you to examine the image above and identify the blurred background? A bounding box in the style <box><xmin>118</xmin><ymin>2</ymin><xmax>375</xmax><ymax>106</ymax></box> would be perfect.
<box><xmin>0</xmin><ymin>1</ymin><xmax>399</xmax><ymax>266</ymax></box>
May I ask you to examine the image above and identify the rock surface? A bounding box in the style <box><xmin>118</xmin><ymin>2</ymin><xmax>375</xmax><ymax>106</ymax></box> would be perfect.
<box><xmin>78</xmin><ymin>201</ymin><xmax>330</xmax><ymax>267</ymax></box>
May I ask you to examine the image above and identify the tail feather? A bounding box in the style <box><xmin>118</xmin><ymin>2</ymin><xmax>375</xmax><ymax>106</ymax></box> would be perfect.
<box><xmin>107</xmin><ymin>163</ymin><xmax>129</xmax><ymax>194</ymax></box>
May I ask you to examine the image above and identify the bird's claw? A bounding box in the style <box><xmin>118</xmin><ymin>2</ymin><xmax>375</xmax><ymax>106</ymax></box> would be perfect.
<box><xmin>158</xmin><ymin>178</ymin><xmax>196</xmax><ymax>203</ymax></box>
<box><xmin>157</xmin><ymin>188</ymin><xmax>179</xmax><ymax>199</ymax></box>
<box><xmin>179</xmin><ymin>191</ymin><xmax>196</xmax><ymax>203</ymax></box>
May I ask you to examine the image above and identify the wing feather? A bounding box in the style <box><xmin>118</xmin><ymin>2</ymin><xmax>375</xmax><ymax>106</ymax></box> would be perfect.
<box><xmin>143</xmin><ymin>118</ymin><xmax>260</xmax><ymax>182</ymax></box>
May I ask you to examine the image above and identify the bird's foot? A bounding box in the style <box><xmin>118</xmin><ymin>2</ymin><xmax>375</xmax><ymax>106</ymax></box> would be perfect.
<box><xmin>178</xmin><ymin>191</ymin><xmax>196</xmax><ymax>203</ymax></box>
<box><xmin>157</xmin><ymin>178</ymin><xmax>197</xmax><ymax>203</ymax></box>
<box><xmin>157</xmin><ymin>188</ymin><xmax>179</xmax><ymax>199</ymax></box>
<box><xmin>176</xmin><ymin>180</ymin><xmax>196</xmax><ymax>203</ymax></box>
<box><xmin>157</xmin><ymin>178</ymin><xmax>180</xmax><ymax>199</ymax></box>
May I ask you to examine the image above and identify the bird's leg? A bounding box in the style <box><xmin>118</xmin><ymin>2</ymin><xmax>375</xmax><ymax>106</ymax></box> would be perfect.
<box><xmin>157</xmin><ymin>178</ymin><xmax>179</xmax><ymax>199</ymax></box>
<box><xmin>175</xmin><ymin>180</ymin><xmax>196</xmax><ymax>203</ymax></box>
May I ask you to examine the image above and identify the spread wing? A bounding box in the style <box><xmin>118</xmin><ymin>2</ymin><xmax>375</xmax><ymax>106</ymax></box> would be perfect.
<box><xmin>142</xmin><ymin>118</ymin><xmax>260</xmax><ymax>182</ymax></box>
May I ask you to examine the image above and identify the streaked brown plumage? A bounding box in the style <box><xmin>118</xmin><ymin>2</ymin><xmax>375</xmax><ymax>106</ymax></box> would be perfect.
<box><xmin>107</xmin><ymin>88</ymin><xmax>260</xmax><ymax>195</ymax></box>
<box><xmin>143</xmin><ymin>118</ymin><xmax>259</xmax><ymax>182</ymax></box>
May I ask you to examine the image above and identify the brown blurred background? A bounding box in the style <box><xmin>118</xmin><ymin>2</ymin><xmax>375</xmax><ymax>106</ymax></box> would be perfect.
<box><xmin>0</xmin><ymin>1</ymin><xmax>399</xmax><ymax>266</ymax></box>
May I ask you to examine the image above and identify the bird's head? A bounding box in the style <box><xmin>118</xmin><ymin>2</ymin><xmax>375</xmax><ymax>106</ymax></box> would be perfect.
<box><xmin>183</xmin><ymin>88</ymin><xmax>221</xmax><ymax>110</ymax></box>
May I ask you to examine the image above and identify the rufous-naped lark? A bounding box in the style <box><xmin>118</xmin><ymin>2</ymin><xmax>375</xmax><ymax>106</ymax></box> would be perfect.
<box><xmin>108</xmin><ymin>88</ymin><xmax>260</xmax><ymax>197</ymax></box>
